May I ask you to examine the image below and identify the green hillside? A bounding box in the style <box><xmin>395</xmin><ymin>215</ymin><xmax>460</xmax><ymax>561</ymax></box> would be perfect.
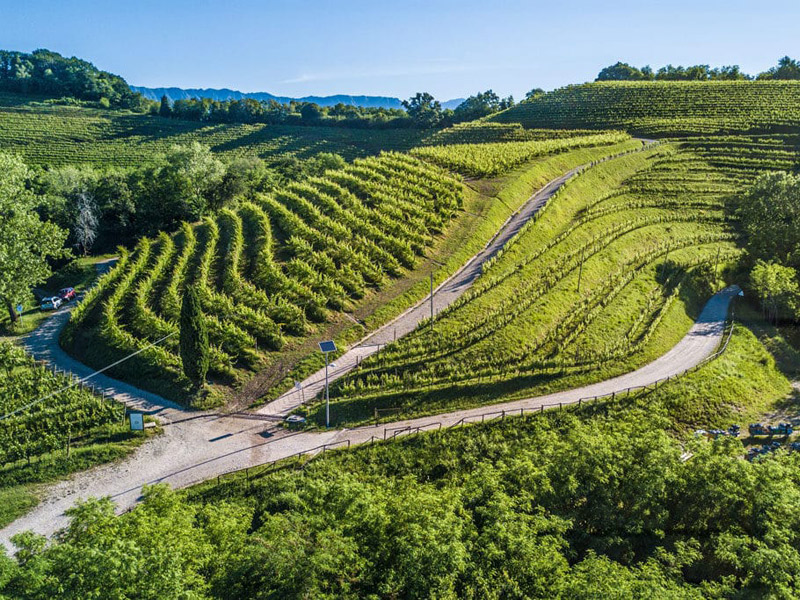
<box><xmin>491</xmin><ymin>81</ymin><xmax>800</xmax><ymax>136</ymax></box>
<box><xmin>64</xmin><ymin>134</ymin><xmax>636</xmax><ymax>405</ymax></box>
<box><xmin>0</xmin><ymin>93</ymin><xmax>426</xmax><ymax>167</ymax></box>
<box><xmin>313</xmin><ymin>134</ymin><xmax>798</xmax><ymax>425</ymax></box>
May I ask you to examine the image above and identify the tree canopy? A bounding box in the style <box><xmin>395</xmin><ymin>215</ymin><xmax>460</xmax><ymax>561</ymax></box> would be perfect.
<box><xmin>0</xmin><ymin>153</ymin><xmax>68</xmax><ymax>322</ymax></box>
<box><xmin>402</xmin><ymin>92</ymin><xmax>443</xmax><ymax>128</ymax></box>
<box><xmin>736</xmin><ymin>171</ymin><xmax>800</xmax><ymax>268</ymax></box>
<box><xmin>596</xmin><ymin>61</ymin><xmax>750</xmax><ymax>81</ymax></box>
<box><xmin>0</xmin><ymin>48</ymin><xmax>144</xmax><ymax>108</ymax></box>
<box><xmin>452</xmin><ymin>90</ymin><xmax>514</xmax><ymax>122</ymax></box>
<box><xmin>758</xmin><ymin>55</ymin><xmax>800</xmax><ymax>80</ymax></box>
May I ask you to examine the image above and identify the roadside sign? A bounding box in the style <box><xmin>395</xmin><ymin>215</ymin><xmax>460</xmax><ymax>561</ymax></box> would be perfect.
<box><xmin>318</xmin><ymin>340</ymin><xmax>336</xmax><ymax>353</ymax></box>
<box><xmin>16</xmin><ymin>304</ymin><xmax>22</xmax><ymax>314</ymax></box>
<box><xmin>129</xmin><ymin>413</ymin><xmax>144</xmax><ymax>431</ymax></box>
<box><xmin>294</xmin><ymin>380</ymin><xmax>302</xmax><ymax>390</ymax></box>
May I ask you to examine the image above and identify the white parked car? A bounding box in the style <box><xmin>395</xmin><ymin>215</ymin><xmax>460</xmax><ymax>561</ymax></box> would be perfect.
<box><xmin>40</xmin><ymin>296</ymin><xmax>63</xmax><ymax>311</ymax></box>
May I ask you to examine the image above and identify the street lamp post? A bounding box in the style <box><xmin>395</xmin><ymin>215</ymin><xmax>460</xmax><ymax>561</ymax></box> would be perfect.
<box><xmin>318</xmin><ymin>340</ymin><xmax>337</xmax><ymax>427</ymax></box>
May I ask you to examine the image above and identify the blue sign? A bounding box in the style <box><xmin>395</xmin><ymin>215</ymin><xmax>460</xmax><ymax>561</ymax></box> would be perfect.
<box><xmin>16</xmin><ymin>304</ymin><xmax>23</xmax><ymax>314</ymax></box>
<box><xmin>318</xmin><ymin>340</ymin><xmax>337</xmax><ymax>353</ymax></box>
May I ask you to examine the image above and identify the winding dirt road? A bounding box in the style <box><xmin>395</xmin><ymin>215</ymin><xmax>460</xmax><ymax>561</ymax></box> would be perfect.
<box><xmin>1</xmin><ymin>286</ymin><xmax>738</xmax><ymax>547</ymax></box>
<box><xmin>5</xmin><ymin>142</ymin><xmax>732</xmax><ymax>548</ymax></box>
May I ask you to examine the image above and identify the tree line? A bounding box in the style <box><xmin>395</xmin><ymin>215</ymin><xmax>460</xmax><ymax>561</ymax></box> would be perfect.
<box><xmin>735</xmin><ymin>171</ymin><xmax>800</xmax><ymax>323</ymax></box>
<box><xmin>156</xmin><ymin>89</ymin><xmax>515</xmax><ymax>129</ymax></box>
<box><xmin>596</xmin><ymin>56</ymin><xmax>800</xmax><ymax>82</ymax></box>
<box><xmin>0</xmin><ymin>145</ymin><xmax>346</xmax><ymax>324</ymax></box>
<box><xmin>0</xmin><ymin>49</ymin><xmax>148</xmax><ymax>109</ymax></box>
<box><xmin>30</xmin><ymin>144</ymin><xmax>347</xmax><ymax>254</ymax></box>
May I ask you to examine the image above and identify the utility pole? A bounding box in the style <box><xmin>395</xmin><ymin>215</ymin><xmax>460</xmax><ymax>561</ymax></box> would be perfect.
<box><xmin>428</xmin><ymin>259</ymin><xmax>445</xmax><ymax>332</ymax></box>
<box><xmin>576</xmin><ymin>247</ymin><xmax>585</xmax><ymax>294</ymax></box>
<box><xmin>713</xmin><ymin>247</ymin><xmax>721</xmax><ymax>280</ymax></box>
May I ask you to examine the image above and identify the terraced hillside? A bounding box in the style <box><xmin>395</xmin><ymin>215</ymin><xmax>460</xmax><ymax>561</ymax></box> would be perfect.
<box><xmin>314</xmin><ymin>135</ymin><xmax>799</xmax><ymax>424</ymax></box>
<box><xmin>63</xmin><ymin>153</ymin><xmax>463</xmax><ymax>401</ymax></box>
<box><xmin>491</xmin><ymin>81</ymin><xmax>800</xmax><ymax>136</ymax></box>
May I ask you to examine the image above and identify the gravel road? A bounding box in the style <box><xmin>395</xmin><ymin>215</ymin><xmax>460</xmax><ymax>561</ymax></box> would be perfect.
<box><xmin>0</xmin><ymin>285</ymin><xmax>738</xmax><ymax>547</ymax></box>
<box><xmin>5</xmin><ymin>143</ymin><xmax>708</xmax><ymax>547</ymax></box>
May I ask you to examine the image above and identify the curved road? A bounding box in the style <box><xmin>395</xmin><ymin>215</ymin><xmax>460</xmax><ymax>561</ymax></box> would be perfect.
<box><xmin>1</xmin><ymin>286</ymin><xmax>738</xmax><ymax>547</ymax></box>
<box><xmin>4</xmin><ymin>142</ymin><xmax>715</xmax><ymax>547</ymax></box>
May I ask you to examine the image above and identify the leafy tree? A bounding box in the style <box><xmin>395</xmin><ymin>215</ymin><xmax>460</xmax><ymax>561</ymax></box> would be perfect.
<box><xmin>736</xmin><ymin>171</ymin><xmax>800</xmax><ymax>268</ymax></box>
<box><xmin>596</xmin><ymin>62</ymin><xmax>652</xmax><ymax>81</ymax></box>
<box><xmin>179</xmin><ymin>285</ymin><xmax>209</xmax><ymax>386</ymax></box>
<box><xmin>0</xmin><ymin>48</ymin><xmax>144</xmax><ymax>108</ymax></box>
<box><xmin>0</xmin><ymin>152</ymin><xmax>68</xmax><ymax>322</ymax></box>
<box><xmin>710</xmin><ymin>65</ymin><xmax>750</xmax><ymax>80</ymax></box>
<box><xmin>158</xmin><ymin>94</ymin><xmax>172</xmax><ymax>117</ymax></box>
<box><xmin>300</xmin><ymin>102</ymin><xmax>323</xmax><ymax>121</ymax></box>
<box><xmin>149</xmin><ymin>142</ymin><xmax>226</xmax><ymax>224</ymax></box>
<box><xmin>452</xmin><ymin>90</ymin><xmax>502</xmax><ymax>122</ymax></box>
<box><xmin>525</xmin><ymin>88</ymin><xmax>545</xmax><ymax>101</ymax></box>
<box><xmin>402</xmin><ymin>92</ymin><xmax>443</xmax><ymax>128</ymax></box>
<box><xmin>750</xmin><ymin>260</ymin><xmax>800</xmax><ymax>322</ymax></box>
<box><xmin>758</xmin><ymin>56</ymin><xmax>800</xmax><ymax>80</ymax></box>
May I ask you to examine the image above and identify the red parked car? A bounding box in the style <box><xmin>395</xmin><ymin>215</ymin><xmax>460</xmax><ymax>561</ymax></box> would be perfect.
<box><xmin>59</xmin><ymin>287</ymin><xmax>77</xmax><ymax>302</ymax></box>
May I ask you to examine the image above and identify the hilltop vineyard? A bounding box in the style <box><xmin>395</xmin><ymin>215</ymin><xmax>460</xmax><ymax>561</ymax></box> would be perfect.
<box><xmin>491</xmin><ymin>81</ymin><xmax>800</xmax><ymax>136</ymax></box>
<box><xmin>64</xmin><ymin>153</ymin><xmax>463</xmax><ymax>398</ymax></box>
<box><xmin>0</xmin><ymin>342</ymin><xmax>122</xmax><ymax>467</ymax></box>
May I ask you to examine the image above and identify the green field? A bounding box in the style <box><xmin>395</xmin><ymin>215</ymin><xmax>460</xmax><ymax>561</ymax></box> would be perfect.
<box><xmin>491</xmin><ymin>81</ymin><xmax>800</xmax><ymax>136</ymax></box>
<box><xmin>0</xmin><ymin>93</ymin><xmax>428</xmax><ymax>167</ymax></box>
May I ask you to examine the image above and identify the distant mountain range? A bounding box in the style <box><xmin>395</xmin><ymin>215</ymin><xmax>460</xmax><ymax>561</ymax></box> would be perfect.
<box><xmin>131</xmin><ymin>86</ymin><xmax>465</xmax><ymax>110</ymax></box>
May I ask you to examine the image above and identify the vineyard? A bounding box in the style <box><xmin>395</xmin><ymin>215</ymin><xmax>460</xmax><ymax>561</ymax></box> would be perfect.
<box><xmin>491</xmin><ymin>80</ymin><xmax>800</xmax><ymax>136</ymax></box>
<box><xmin>0</xmin><ymin>93</ymin><xmax>427</xmax><ymax>167</ymax></box>
<box><xmin>62</xmin><ymin>153</ymin><xmax>465</xmax><ymax>400</ymax></box>
<box><xmin>0</xmin><ymin>342</ymin><xmax>124</xmax><ymax>470</ymax></box>
<box><xmin>312</xmin><ymin>135</ymin><xmax>799</xmax><ymax>425</ymax></box>
<box><xmin>411</xmin><ymin>131</ymin><xmax>631</xmax><ymax>176</ymax></box>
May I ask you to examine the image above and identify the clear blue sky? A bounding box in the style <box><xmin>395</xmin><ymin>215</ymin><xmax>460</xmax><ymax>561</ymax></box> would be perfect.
<box><xmin>2</xmin><ymin>0</ymin><xmax>799</xmax><ymax>101</ymax></box>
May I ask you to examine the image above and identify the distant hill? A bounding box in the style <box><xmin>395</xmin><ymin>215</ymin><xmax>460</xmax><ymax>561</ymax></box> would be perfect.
<box><xmin>132</xmin><ymin>86</ymin><xmax>464</xmax><ymax>110</ymax></box>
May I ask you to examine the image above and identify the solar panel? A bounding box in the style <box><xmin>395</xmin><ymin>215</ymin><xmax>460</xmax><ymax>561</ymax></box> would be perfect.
<box><xmin>318</xmin><ymin>340</ymin><xmax>337</xmax><ymax>353</ymax></box>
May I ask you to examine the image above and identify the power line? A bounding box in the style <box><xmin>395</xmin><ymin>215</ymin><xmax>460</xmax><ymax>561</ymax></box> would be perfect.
<box><xmin>0</xmin><ymin>332</ymin><xmax>176</xmax><ymax>422</ymax></box>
